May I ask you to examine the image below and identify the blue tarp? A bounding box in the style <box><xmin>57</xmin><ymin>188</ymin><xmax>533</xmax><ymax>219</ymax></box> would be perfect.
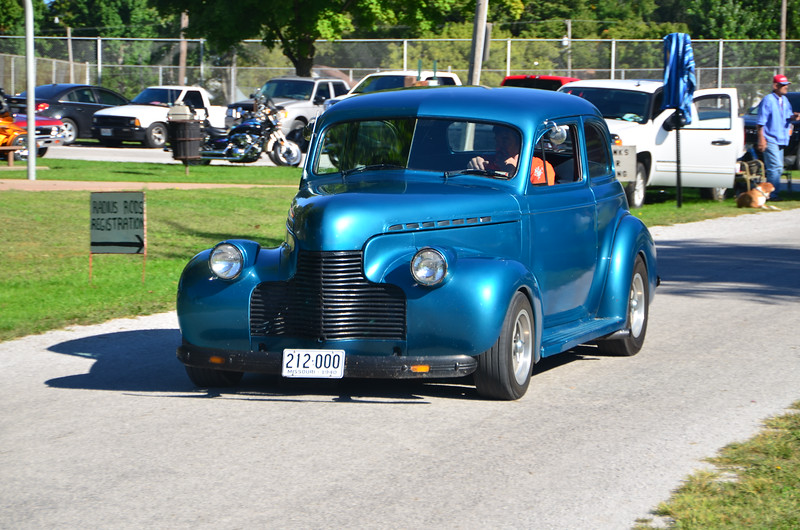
<box><xmin>661</xmin><ymin>33</ymin><xmax>696</xmax><ymax>124</ymax></box>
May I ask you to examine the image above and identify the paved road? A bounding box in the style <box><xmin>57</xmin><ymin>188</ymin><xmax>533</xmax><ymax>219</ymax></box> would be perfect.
<box><xmin>2</xmin><ymin>209</ymin><xmax>799</xmax><ymax>529</ymax></box>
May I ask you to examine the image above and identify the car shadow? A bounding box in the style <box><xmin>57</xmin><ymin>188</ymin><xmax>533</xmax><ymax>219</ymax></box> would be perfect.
<box><xmin>654</xmin><ymin>239</ymin><xmax>800</xmax><ymax>300</ymax></box>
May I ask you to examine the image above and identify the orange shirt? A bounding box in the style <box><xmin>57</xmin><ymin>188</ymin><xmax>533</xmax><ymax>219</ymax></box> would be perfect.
<box><xmin>530</xmin><ymin>157</ymin><xmax>555</xmax><ymax>185</ymax></box>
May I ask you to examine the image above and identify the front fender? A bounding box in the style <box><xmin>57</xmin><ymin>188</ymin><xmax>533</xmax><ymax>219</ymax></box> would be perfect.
<box><xmin>598</xmin><ymin>214</ymin><xmax>657</xmax><ymax>319</ymax></box>
<box><xmin>177</xmin><ymin>240</ymin><xmax>290</xmax><ymax>351</ymax></box>
<box><xmin>364</xmin><ymin>235</ymin><xmax>542</xmax><ymax>358</ymax></box>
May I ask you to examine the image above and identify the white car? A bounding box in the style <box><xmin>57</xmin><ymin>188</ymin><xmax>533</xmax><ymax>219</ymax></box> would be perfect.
<box><xmin>324</xmin><ymin>70</ymin><xmax>462</xmax><ymax>110</ymax></box>
<box><xmin>560</xmin><ymin>79</ymin><xmax>744</xmax><ymax>207</ymax></box>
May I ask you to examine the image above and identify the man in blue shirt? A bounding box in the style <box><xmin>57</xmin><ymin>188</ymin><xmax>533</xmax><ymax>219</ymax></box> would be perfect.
<box><xmin>757</xmin><ymin>74</ymin><xmax>799</xmax><ymax>200</ymax></box>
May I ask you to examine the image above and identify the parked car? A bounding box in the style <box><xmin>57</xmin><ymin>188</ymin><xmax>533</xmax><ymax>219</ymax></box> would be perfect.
<box><xmin>225</xmin><ymin>77</ymin><xmax>350</xmax><ymax>139</ymax></box>
<box><xmin>501</xmin><ymin>74</ymin><xmax>580</xmax><ymax>90</ymax></box>
<box><xmin>176</xmin><ymin>86</ymin><xmax>658</xmax><ymax>401</ymax></box>
<box><xmin>743</xmin><ymin>92</ymin><xmax>800</xmax><ymax>170</ymax></box>
<box><xmin>322</xmin><ymin>70</ymin><xmax>463</xmax><ymax>111</ymax></box>
<box><xmin>1</xmin><ymin>87</ymin><xmax>65</xmax><ymax>159</ymax></box>
<box><xmin>92</xmin><ymin>85</ymin><xmax>227</xmax><ymax>148</ymax></box>
<box><xmin>5</xmin><ymin>83</ymin><xmax>129</xmax><ymax>145</ymax></box>
<box><xmin>560</xmin><ymin>79</ymin><xmax>744</xmax><ymax>207</ymax></box>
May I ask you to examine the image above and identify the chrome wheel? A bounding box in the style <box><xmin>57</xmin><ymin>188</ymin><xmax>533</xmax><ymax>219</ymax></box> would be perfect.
<box><xmin>511</xmin><ymin>308</ymin><xmax>533</xmax><ymax>386</ymax></box>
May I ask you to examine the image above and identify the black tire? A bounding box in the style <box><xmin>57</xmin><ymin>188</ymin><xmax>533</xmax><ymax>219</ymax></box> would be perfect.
<box><xmin>11</xmin><ymin>134</ymin><xmax>27</xmax><ymax>161</ymax></box>
<box><xmin>271</xmin><ymin>139</ymin><xmax>302</xmax><ymax>166</ymax></box>
<box><xmin>60</xmin><ymin>118</ymin><xmax>78</xmax><ymax>145</ymax></box>
<box><xmin>185</xmin><ymin>366</ymin><xmax>243</xmax><ymax>388</ymax></box>
<box><xmin>474</xmin><ymin>292</ymin><xmax>535</xmax><ymax>400</ymax></box>
<box><xmin>287</xmin><ymin>120</ymin><xmax>308</xmax><ymax>152</ymax></box>
<box><xmin>624</xmin><ymin>162</ymin><xmax>647</xmax><ymax>209</ymax></box>
<box><xmin>597</xmin><ymin>256</ymin><xmax>648</xmax><ymax>356</ymax></box>
<box><xmin>143</xmin><ymin>122</ymin><xmax>168</xmax><ymax>148</ymax></box>
<box><xmin>37</xmin><ymin>147</ymin><xmax>48</xmax><ymax>157</ymax></box>
<box><xmin>700</xmin><ymin>187</ymin><xmax>727</xmax><ymax>201</ymax></box>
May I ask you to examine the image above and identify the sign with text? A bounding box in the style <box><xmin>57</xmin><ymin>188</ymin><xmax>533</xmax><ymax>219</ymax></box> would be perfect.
<box><xmin>612</xmin><ymin>145</ymin><xmax>637</xmax><ymax>183</ymax></box>
<box><xmin>90</xmin><ymin>192</ymin><xmax>146</xmax><ymax>254</ymax></box>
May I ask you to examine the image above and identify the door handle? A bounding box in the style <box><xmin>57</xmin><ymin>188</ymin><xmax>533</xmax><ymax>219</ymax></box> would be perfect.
<box><xmin>711</xmin><ymin>140</ymin><xmax>732</xmax><ymax>146</ymax></box>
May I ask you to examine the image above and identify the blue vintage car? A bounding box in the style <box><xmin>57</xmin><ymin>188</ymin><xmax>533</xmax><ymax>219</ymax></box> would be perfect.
<box><xmin>176</xmin><ymin>86</ymin><xmax>658</xmax><ymax>400</ymax></box>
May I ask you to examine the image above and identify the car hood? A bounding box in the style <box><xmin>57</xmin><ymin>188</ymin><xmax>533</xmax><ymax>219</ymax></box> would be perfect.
<box><xmin>94</xmin><ymin>104</ymin><xmax>166</xmax><ymax>117</ymax></box>
<box><xmin>289</xmin><ymin>176</ymin><xmax>521</xmax><ymax>251</ymax></box>
<box><xmin>228</xmin><ymin>97</ymin><xmax>309</xmax><ymax>109</ymax></box>
<box><xmin>602</xmin><ymin>119</ymin><xmax>643</xmax><ymax>137</ymax></box>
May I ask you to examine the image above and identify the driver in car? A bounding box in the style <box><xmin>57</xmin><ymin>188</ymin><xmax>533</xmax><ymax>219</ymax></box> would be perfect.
<box><xmin>468</xmin><ymin>126</ymin><xmax>520</xmax><ymax>174</ymax></box>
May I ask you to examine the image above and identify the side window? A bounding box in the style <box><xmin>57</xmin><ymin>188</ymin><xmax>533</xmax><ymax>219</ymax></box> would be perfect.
<box><xmin>333</xmin><ymin>82</ymin><xmax>349</xmax><ymax>97</ymax></box>
<box><xmin>685</xmin><ymin>94</ymin><xmax>732</xmax><ymax>130</ymax></box>
<box><xmin>97</xmin><ymin>89</ymin><xmax>127</xmax><ymax>106</ymax></box>
<box><xmin>530</xmin><ymin>124</ymin><xmax>579</xmax><ymax>187</ymax></box>
<box><xmin>183</xmin><ymin>91</ymin><xmax>204</xmax><ymax>109</ymax></box>
<box><xmin>66</xmin><ymin>88</ymin><xmax>95</xmax><ymax>103</ymax></box>
<box><xmin>584</xmin><ymin>122</ymin><xmax>613</xmax><ymax>179</ymax></box>
<box><xmin>316</xmin><ymin>83</ymin><xmax>331</xmax><ymax>101</ymax></box>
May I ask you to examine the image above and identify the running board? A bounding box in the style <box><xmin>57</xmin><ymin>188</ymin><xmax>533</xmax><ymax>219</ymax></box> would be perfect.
<box><xmin>541</xmin><ymin>317</ymin><xmax>624</xmax><ymax>357</ymax></box>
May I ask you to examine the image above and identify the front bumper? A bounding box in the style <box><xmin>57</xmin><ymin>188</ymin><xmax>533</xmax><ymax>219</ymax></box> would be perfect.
<box><xmin>177</xmin><ymin>342</ymin><xmax>478</xmax><ymax>379</ymax></box>
<box><xmin>92</xmin><ymin>126</ymin><xmax>145</xmax><ymax>142</ymax></box>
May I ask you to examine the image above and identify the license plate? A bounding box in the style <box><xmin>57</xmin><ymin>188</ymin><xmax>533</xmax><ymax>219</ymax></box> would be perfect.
<box><xmin>100</xmin><ymin>128</ymin><xmax>112</xmax><ymax>136</ymax></box>
<box><xmin>282</xmin><ymin>349</ymin><xmax>345</xmax><ymax>379</ymax></box>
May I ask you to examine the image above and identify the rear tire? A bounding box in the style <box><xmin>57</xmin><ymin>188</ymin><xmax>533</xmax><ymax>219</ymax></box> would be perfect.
<box><xmin>700</xmin><ymin>187</ymin><xmax>727</xmax><ymax>201</ymax></box>
<box><xmin>60</xmin><ymin>118</ymin><xmax>78</xmax><ymax>144</ymax></box>
<box><xmin>474</xmin><ymin>292</ymin><xmax>534</xmax><ymax>400</ymax></box>
<box><xmin>624</xmin><ymin>162</ymin><xmax>647</xmax><ymax>209</ymax></box>
<box><xmin>597</xmin><ymin>256</ymin><xmax>648</xmax><ymax>356</ymax></box>
<box><xmin>185</xmin><ymin>366</ymin><xmax>243</xmax><ymax>388</ymax></box>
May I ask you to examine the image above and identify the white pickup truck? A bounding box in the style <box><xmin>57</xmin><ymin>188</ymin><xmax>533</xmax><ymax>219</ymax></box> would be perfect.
<box><xmin>91</xmin><ymin>86</ymin><xmax>227</xmax><ymax>148</ymax></box>
<box><xmin>560</xmin><ymin>80</ymin><xmax>744</xmax><ymax>208</ymax></box>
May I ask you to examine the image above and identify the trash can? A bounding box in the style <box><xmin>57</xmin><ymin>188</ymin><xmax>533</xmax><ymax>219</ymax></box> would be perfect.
<box><xmin>167</xmin><ymin>105</ymin><xmax>202</xmax><ymax>164</ymax></box>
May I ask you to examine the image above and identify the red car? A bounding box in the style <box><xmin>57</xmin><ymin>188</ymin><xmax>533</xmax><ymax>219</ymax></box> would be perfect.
<box><xmin>501</xmin><ymin>75</ymin><xmax>580</xmax><ymax>91</ymax></box>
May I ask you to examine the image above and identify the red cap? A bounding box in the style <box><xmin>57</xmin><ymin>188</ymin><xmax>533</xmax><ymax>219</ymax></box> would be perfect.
<box><xmin>773</xmin><ymin>74</ymin><xmax>790</xmax><ymax>85</ymax></box>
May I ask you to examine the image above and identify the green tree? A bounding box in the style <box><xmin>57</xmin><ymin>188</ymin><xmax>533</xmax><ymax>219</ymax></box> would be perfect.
<box><xmin>151</xmin><ymin>0</ymin><xmax>458</xmax><ymax>76</ymax></box>
<box><xmin>0</xmin><ymin>0</ymin><xmax>48</xmax><ymax>36</ymax></box>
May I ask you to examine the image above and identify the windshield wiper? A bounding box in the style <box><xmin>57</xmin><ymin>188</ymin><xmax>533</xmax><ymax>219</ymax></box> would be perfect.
<box><xmin>444</xmin><ymin>168</ymin><xmax>511</xmax><ymax>180</ymax></box>
<box><xmin>342</xmin><ymin>164</ymin><xmax>405</xmax><ymax>178</ymax></box>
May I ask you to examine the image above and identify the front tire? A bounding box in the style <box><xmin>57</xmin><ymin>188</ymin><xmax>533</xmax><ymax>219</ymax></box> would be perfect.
<box><xmin>143</xmin><ymin>122</ymin><xmax>167</xmax><ymax>148</ymax></box>
<box><xmin>624</xmin><ymin>162</ymin><xmax>647</xmax><ymax>209</ymax></box>
<box><xmin>597</xmin><ymin>256</ymin><xmax>649</xmax><ymax>356</ymax></box>
<box><xmin>185</xmin><ymin>366</ymin><xmax>243</xmax><ymax>388</ymax></box>
<box><xmin>11</xmin><ymin>134</ymin><xmax>28</xmax><ymax>160</ymax></box>
<box><xmin>270</xmin><ymin>139</ymin><xmax>302</xmax><ymax>166</ymax></box>
<box><xmin>474</xmin><ymin>292</ymin><xmax>534</xmax><ymax>400</ymax></box>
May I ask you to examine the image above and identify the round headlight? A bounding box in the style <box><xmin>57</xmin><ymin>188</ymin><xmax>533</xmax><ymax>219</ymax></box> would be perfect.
<box><xmin>209</xmin><ymin>243</ymin><xmax>243</xmax><ymax>279</ymax></box>
<box><xmin>411</xmin><ymin>248</ymin><xmax>447</xmax><ymax>286</ymax></box>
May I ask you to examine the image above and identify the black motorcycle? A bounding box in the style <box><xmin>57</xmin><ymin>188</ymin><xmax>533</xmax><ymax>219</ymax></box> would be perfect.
<box><xmin>200</xmin><ymin>93</ymin><xmax>302</xmax><ymax>166</ymax></box>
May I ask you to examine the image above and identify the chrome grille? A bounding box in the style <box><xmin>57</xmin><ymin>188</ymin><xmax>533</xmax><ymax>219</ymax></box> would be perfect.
<box><xmin>250</xmin><ymin>251</ymin><xmax>406</xmax><ymax>341</ymax></box>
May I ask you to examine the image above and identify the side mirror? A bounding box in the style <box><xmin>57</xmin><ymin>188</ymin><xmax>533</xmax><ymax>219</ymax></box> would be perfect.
<box><xmin>548</xmin><ymin>125</ymin><xmax>568</xmax><ymax>145</ymax></box>
<box><xmin>314</xmin><ymin>95</ymin><xmax>327</xmax><ymax>105</ymax></box>
<box><xmin>663</xmin><ymin>110</ymin><xmax>687</xmax><ymax>131</ymax></box>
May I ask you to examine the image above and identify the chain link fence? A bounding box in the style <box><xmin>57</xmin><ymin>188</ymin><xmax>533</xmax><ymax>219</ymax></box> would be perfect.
<box><xmin>1</xmin><ymin>35</ymin><xmax>798</xmax><ymax>110</ymax></box>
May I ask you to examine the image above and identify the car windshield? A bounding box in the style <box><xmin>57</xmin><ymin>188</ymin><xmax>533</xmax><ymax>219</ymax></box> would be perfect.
<box><xmin>258</xmin><ymin>80</ymin><xmax>314</xmax><ymax>101</ymax></box>
<box><xmin>561</xmin><ymin>87</ymin><xmax>652</xmax><ymax>124</ymax></box>
<box><xmin>132</xmin><ymin>88</ymin><xmax>183</xmax><ymax>106</ymax></box>
<box><xmin>313</xmin><ymin>117</ymin><xmax>521</xmax><ymax>179</ymax></box>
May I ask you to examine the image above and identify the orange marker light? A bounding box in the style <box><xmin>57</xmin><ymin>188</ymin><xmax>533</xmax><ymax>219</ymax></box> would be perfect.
<box><xmin>410</xmin><ymin>365</ymin><xmax>430</xmax><ymax>373</ymax></box>
<box><xmin>209</xmin><ymin>356</ymin><xmax>226</xmax><ymax>365</ymax></box>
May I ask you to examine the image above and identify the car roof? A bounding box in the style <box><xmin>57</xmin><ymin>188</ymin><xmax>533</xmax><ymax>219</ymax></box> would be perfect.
<box><xmin>359</xmin><ymin>70</ymin><xmax>460</xmax><ymax>80</ymax></box>
<box><xmin>318</xmin><ymin>85</ymin><xmax>600</xmax><ymax>130</ymax></box>
<box><xmin>267</xmin><ymin>76</ymin><xmax>347</xmax><ymax>82</ymax></box>
<box><xmin>560</xmin><ymin>79</ymin><xmax>664</xmax><ymax>93</ymax></box>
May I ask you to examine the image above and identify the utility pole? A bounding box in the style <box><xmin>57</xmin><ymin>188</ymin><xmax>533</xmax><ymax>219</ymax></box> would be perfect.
<box><xmin>467</xmin><ymin>0</ymin><xmax>488</xmax><ymax>85</ymax></box>
<box><xmin>779</xmin><ymin>0</ymin><xmax>787</xmax><ymax>71</ymax></box>
<box><xmin>179</xmin><ymin>12</ymin><xmax>189</xmax><ymax>85</ymax></box>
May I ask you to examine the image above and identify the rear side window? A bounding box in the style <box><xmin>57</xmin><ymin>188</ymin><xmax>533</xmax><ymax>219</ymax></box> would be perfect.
<box><xmin>584</xmin><ymin>122</ymin><xmax>613</xmax><ymax>179</ymax></box>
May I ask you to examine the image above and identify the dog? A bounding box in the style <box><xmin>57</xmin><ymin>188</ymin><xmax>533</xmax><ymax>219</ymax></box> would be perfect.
<box><xmin>736</xmin><ymin>182</ymin><xmax>781</xmax><ymax>210</ymax></box>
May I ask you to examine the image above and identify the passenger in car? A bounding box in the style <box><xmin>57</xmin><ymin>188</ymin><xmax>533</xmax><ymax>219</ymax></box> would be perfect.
<box><xmin>530</xmin><ymin>156</ymin><xmax>556</xmax><ymax>185</ymax></box>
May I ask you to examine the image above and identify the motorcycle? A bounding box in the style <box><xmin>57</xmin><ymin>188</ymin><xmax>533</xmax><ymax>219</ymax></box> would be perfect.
<box><xmin>199</xmin><ymin>93</ymin><xmax>302</xmax><ymax>166</ymax></box>
<box><xmin>0</xmin><ymin>88</ymin><xmax>65</xmax><ymax>161</ymax></box>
